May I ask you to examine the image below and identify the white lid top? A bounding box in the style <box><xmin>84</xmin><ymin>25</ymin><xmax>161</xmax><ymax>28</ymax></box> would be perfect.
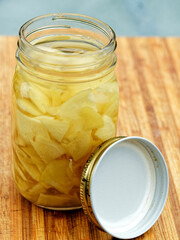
<box><xmin>82</xmin><ymin>137</ymin><xmax>169</xmax><ymax>239</ymax></box>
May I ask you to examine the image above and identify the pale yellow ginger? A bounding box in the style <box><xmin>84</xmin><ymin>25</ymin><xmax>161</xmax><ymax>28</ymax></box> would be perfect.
<box><xmin>57</xmin><ymin>89</ymin><xmax>96</xmax><ymax>119</ymax></box>
<box><xmin>28</xmin><ymin>84</ymin><xmax>51</xmax><ymax>113</ymax></box>
<box><xmin>31</xmin><ymin>136</ymin><xmax>66</xmax><ymax>163</ymax></box>
<box><xmin>93</xmin><ymin>87</ymin><xmax>109</xmax><ymax>114</ymax></box>
<box><xmin>16</xmin><ymin>110</ymin><xmax>50</xmax><ymax>143</ymax></box>
<box><xmin>64</xmin><ymin>117</ymin><xmax>84</xmax><ymax>137</ymax></box>
<box><xmin>50</xmin><ymin>88</ymin><xmax>63</xmax><ymax>106</ymax></box>
<box><xmin>93</xmin><ymin>82</ymin><xmax>119</xmax><ymax>118</ymax></box>
<box><xmin>15</xmin><ymin>145</ymin><xmax>41</xmax><ymax>182</ymax></box>
<box><xmin>65</xmin><ymin>131</ymin><xmax>92</xmax><ymax>161</ymax></box>
<box><xmin>20</xmin><ymin>82</ymin><xmax>30</xmax><ymax>98</ymax></box>
<box><xmin>21</xmin><ymin>145</ymin><xmax>45</xmax><ymax>172</ymax></box>
<box><xmin>104</xmin><ymin>94</ymin><xmax>119</xmax><ymax>119</ymax></box>
<box><xmin>17</xmin><ymin>98</ymin><xmax>41</xmax><ymax>116</ymax></box>
<box><xmin>80</xmin><ymin>107</ymin><xmax>104</xmax><ymax>130</ymax></box>
<box><xmin>31</xmin><ymin>83</ymin><xmax>50</xmax><ymax>97</ymax></box>
<box><xmin>40</xmin><ymin>159</ymin><xmax>73</xmax><ymax>194</ymax></box>
<box><xmin>50</xmin><ymin>87</ymin><xmax>72</xmax><ymax>106</ymax></box>
<box><xmin>95</xmin><ymin>115</ymin><xmax>116</xmax><ymax>141</ymax></box>
<box><xmin>36</xmin><ymin>116</ymin><xmax>69</xmax><ymax>142</ymax></box>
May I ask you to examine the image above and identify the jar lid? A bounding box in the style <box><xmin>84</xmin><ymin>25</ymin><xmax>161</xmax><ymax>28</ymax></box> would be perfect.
<box><xmin>80</xmin><ymin>136</ymin><xmax>169</xmax><ymax>239</ymax></box>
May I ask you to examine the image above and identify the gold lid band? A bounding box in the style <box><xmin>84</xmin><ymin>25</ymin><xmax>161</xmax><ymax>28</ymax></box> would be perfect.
<box><xmin>80</xmin><ymin>137</ymin><xmax>125</xmax><ymax>229</ymax></box>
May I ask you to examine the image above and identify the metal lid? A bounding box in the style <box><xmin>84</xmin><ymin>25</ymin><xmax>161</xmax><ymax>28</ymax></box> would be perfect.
<box><xmin>80</xmin><ymin>136</ymin><xmax>169</xmax><ymax>239</ymax></box>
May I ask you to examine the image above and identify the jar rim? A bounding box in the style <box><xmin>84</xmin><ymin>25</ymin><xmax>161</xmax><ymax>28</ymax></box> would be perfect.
<box><xmin>19</xmin><ymin>13</ymin><xmax>116</xmax><ymax>57</ymax></box>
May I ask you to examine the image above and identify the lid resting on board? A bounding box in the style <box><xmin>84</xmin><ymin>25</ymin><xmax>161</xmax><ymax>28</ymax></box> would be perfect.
<box><xmin>80</xmin><ymin>136</ymin><xmax>169</xmax><ymax>239</ymax></box>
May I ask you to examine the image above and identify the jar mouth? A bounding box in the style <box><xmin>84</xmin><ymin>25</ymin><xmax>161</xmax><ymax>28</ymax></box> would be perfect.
<box><xmin>19</xmin><ymin>13</ymin><xmax>116</xmax><ymax>58</ymax></box>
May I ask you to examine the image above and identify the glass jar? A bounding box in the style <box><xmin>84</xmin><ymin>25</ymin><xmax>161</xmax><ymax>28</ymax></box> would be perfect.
<box><xmin>11</xmin><ymin>13</ymin><xmax>119</xmax><ymax>210</ymax></box>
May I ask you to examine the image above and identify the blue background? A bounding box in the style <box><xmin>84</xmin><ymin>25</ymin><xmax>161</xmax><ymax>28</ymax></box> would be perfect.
<box><xmin>0</xmin><ymin>0</ymin><xmax>180</xmax><ymax>36</ymax></box>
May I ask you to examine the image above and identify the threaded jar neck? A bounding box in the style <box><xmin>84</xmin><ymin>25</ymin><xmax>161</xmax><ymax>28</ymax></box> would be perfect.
<box><xmin>17</xmin><ymin>13</ymin><xmax>117</xmax><ymax>81</ymax></box>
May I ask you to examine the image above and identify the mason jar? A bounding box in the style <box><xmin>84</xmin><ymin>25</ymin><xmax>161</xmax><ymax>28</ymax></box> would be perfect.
<box><xmin>11</xmin><ymin>13</ymin><xmax>119</xmax><ymax>210</ymax></box>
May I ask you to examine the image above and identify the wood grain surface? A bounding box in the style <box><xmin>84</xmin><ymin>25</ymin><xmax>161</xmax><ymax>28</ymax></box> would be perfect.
<box><xmin>0</xmin><ymin>37</ymin><xmax>179</xmax><ymax>240</ymax></box>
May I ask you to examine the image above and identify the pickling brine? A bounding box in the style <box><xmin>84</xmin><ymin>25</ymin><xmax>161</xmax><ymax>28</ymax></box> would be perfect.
<box><xmin>11</xmin><ymin>14</ymin><xmax>119</xmax><ymax>209</ymax></box>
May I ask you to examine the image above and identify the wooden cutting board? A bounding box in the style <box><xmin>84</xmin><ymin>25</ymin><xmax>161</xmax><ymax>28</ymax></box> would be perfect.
<box><xmin>0</xmin><ymin>37</ymin><xmax>179</xmax><ymax>240</ymax></box>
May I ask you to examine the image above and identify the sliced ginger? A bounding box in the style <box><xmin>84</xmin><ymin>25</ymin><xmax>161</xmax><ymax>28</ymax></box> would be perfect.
<box><xmin>36</xmin><ymin>116</ymin><xmax>69</xmax><ymax>142</ymax></box>
<box><xmin>31</xmin><ymin>136</ymin><xmax>65</xmax><ymax>163</ymax></box>
<box><xmin>57</xmin><ymin>89</ymin><xmax>96</xmax><ymax>119</ymax></box>
<box><xmin>28</xmin><ymin>83</ymin><xmax>51</xmax><ymax>113</ymax></box>
<box><xmin>12</xmin><ymin>69</ymin><xmax>118</xmax><ymax>208</ymax></box>
<box><xmin>80</xmin><ymin>107</ymin><xmax>104</xmax><ymax>130</ymax></box>
<box><xmin>65</xmin><ymin>131</ymin><xmax>92</xmax><ymax>161</ymax></box>
<box><xmin>40</xmin><ymin>159</ymin><xmax>73</xmax><ymax>194</ymax></box>
<box><xmin>95</xmin><ymin>115</ymin><xmax>115</xmax><ymax>141</ymax></box>
<box><xmin>17</xmin><ymin>98</ymin><xmax>41</xmax><ymax>116</ymax></box>
<box><xmin>16</xmin><ymin>110</ymin><xmax>50</xmax><ymax>143</ymax></box>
